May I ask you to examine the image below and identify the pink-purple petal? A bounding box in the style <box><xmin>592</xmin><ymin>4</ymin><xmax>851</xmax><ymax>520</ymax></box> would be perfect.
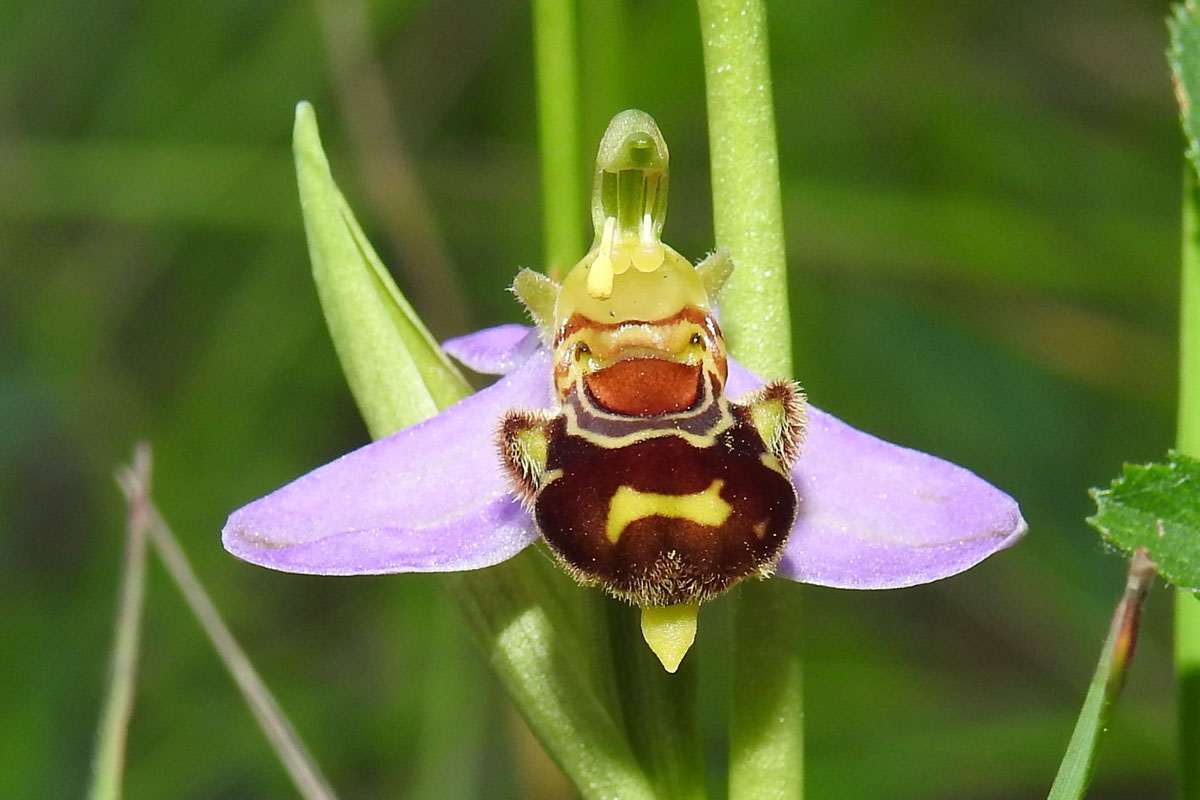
<box><xmin>222</xmin><ymin>349</ymin><xmax>554</xmax><ymax>575</ymax></box>
<box><xmin>727</xmin><ymin>360</ymin><xmax>1027</xmax><ymax>589</ymax></box>
<box><xmin>442</xmin><ymin>323</ymin><xmax>539</xmax><ymax>375</ymax></box>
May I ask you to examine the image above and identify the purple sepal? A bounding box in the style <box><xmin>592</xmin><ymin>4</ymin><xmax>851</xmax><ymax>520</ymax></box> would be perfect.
<box><xmin>726</xmin><ymin>362</ymin><xmax>1027</xmax><ymax>589</ymax></box>
<box><xmin>442</xmin><ymin>324</ymin><xmax>540</xmax><ymax>375</ymax></box>
<box><xmin>222</xmin><ymin>349</ymin><xmax>554</xmax><ymax>575</ymax></box>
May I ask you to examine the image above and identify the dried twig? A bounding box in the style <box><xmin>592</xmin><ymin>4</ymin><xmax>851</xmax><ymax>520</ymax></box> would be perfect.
<box><xmin>89</xmin><ymin>445</ymin><xmax>153</xmax><ymax>800</ymax></box>
<box><xmin>114</xmin><ymin>444</ymin><xmax>339</xmax><ymax>800</ymax></box>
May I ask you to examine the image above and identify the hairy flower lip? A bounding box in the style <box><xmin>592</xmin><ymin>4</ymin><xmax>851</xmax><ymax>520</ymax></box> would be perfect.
<box><xmin>223</xmin><ymin>324</ymin><xmax>1028</xmax><ymax>590</ymax></box>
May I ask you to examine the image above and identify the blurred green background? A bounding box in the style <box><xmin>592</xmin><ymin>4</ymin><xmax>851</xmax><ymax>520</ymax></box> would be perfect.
<box><xmin>1</xmin><ymin>0</ymin><xmax>1185</xmax><ymax>797</ymax></box>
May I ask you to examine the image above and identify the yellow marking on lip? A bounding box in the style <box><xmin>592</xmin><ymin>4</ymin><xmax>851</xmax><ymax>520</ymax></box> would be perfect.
<box><xmin>561</xmin><ymin>373</ymin><xmax>734</xmax><ymax>450</ymax></box>
<box><xmin>759</xmin><ymin>452</ymin><xmax>786</xmax><ymax>476</ymax></box>
<box><xmin>605</xmin><ymin>479</ymin><xmax>731</xmax><ymax>544</ymax></box>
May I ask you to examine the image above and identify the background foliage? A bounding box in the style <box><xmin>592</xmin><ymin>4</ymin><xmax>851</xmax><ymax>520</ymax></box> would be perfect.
<box><xmin>0</xmin><ymin>0</ymin><xmax>1182</xmax><ymax>797</ymax></box>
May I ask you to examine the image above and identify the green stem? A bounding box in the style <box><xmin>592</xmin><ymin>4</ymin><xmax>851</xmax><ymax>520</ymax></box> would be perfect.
<box><xmin>580</xmin><ymin>0</ymin><xmax>626</xmax><ymax>141</ymax></box>
<box><xmin>697</xmin><ymin>0</ymin><xmax>792</xmax><ymax>381</ymax></box>
<box><xmin>1047</xmin><ymin>550</ymin><xmax>1156</xmax><ymax>799</ymax></box>
<box><xmin>533</xmin><ymin>0</ymin><xmax>585</xmax><ymax>279</ymax></box>
<box><xmin>1178</xmin><ymin>168</ymin><xmax>1200</xmax><ymax>800</ymax></box>
<box><xmin>697</xmin><ymin>2</ymin><xmax>801</xmax><ymax>796</ymax></box>
<box><xmin>729</xmin><ymin>581</ymin><xmax>805</xmax><ymax>798</ymax></box>
<box><xmin>564</xmin><ymin>4</ymin><xmax>710</xmax><ymax>796</ymax></box>
<box><xmin>606</xmin><ymin>604</ymin><xmax>707</xmax><ymax>800</ymax></box>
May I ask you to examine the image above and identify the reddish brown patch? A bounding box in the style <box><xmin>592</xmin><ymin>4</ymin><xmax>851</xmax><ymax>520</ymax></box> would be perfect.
<box><xmin>535</xmin><ymin>409</ymin><xmax>797</xmax><ymax>606</ymax></box>
<box><xmin>585</xmin><ymin>359</ymin><xmax>701</xmax><ymax>416</ymax></box>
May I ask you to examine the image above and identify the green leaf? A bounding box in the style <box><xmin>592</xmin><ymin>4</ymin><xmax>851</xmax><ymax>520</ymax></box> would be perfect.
<box><xmin>294</xmin><ymin>102</ymin><xmax>653</xmax><ymax>800</ymax></box>
<box><xmin>1171</xmin><ymin>3</ymin><xmax>1200</xmax><ymax>180</ymax></box>
<box><xmin>292</xmin><ymin>101</ymin><xmax>469</xmax><ymax>438</ymax></box>
<box><xmin>451</xmin><ymin>556</ymin><xmax>656</xmax><ymax>800</ymax></box>
<box><xmin>1047</xmin><ymin>551</ymin><xmax>1155</xmax><ymax>800</ymax></box>
<box><xmin>1088</xmin><ymin>452</ymin><xmax>1200</xmax><ymax>590</ymax></box>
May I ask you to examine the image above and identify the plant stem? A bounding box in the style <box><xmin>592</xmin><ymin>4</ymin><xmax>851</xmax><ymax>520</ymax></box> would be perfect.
<box><xmin>697</xmin><ymin>0</ymin><xmax>792</xmax><ymax>381</ymax></box>
<box><xmin>532</xmin><ymin>0</ymin><xmax>584</xmax><ymax>279</ymax></box>
<box><xmin>1178</xmin><ymin>168</ymin><xmax>1200</xmax><ymax>800</ymax></box>
<box><xmin>606</xmin><ymin>604</ymin><xmax>707</xmax><ymax>800</ymax></box>
<box><xmin>1047</xmin><ymin>549</ymin><xmax>1156</xmax><ymax>800</ymax></box>
<box><xmin>729</xmin><ymin>581</ymin><xmax>804</xmax><ymax>799</ymax></box>
<box><xmin>580</xmin><ymin>0</ymin><xmax>626</xmax><ymax>141</ymax></box>
<box><xmin>88</xmin><ymin>446</ymin><xmax>151</xmax><ymax>800</ymax></box>
<box><xmin>697</xmin><ymin>2</ymin><xmax>801</xmax><ymax>796</ymax></box>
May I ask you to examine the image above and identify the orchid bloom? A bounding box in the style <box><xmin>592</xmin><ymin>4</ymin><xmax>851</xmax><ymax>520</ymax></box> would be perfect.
<box><xmin>223</xmin><ymin>110</ymin><xmax>1026</xmax><ymax>672</ymax></box>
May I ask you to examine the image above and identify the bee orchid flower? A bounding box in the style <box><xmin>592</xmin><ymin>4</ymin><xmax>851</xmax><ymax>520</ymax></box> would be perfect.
<box><xmin>223</xmin><ymin>110</ymin><xmax>1026</xmax><ymax>672</ymax></box>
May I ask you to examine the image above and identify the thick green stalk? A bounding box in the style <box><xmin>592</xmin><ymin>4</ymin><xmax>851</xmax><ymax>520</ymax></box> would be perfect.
<box><xmin>697</xmin><ymin>0</ymin><xmax>792</xmax><ymax>381</ymax></box>
<box><xmin>1178</xmin><ymin>169</ymin><xmax>1200</xmax><ymax>800</ymax></box>
<box><xmin>580</xmin><ymin>0</ymin><xmax>626</xmax><ymax>142</ymax></box>
<box><xmin>697</xmin><ymin>2</ymin><xmax>802</xmax><ymax>797</ymax></box>
<box><xmin>533</xmin><ymin>0</ymin><xmax>584</xmax><ymax>279</ymax></box>
<box><xmin>728</xmin><ymin>581</ymin><xmax>804</xmax><ymax>799</ymax></box>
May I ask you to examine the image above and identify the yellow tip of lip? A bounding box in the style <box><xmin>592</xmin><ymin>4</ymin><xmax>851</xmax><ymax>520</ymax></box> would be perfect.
<box><xmin>640</xmin><ymin>603</ymin><xmax>699</xmax><ymax>673</ymax></box>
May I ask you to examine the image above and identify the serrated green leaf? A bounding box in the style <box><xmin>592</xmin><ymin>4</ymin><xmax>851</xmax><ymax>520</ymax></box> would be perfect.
<box><xmin>1088</xmin><ymin>452</ymin><xmax>1200</xmax><ymax>590</ymax></box>
<box><xmin>1170</xmin><ymin>3</ymin><xmax>1200</xmax><ymax>179</ymax></box>
<box><xmin>292</xmin><ymin>101</ymin><xmax>469</xmax><ymax>438</ymax></box>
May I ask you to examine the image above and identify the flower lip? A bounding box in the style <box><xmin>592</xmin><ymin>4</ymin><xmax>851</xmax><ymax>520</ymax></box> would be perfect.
<box><xmin>584</xmin><ymin>358</ymin><xmax>703</xmax><ymax>416</ymax></box>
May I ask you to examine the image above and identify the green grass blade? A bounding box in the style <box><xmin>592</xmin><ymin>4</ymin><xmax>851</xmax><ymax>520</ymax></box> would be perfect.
<box><xmin>1047</xmin><ymin>550</ymin><xmax>1156</xmax><ymax>800</ymax></box>
<box><xmin>532</xmin><ymin>0</ymin><xmax>585</xmax><ymax>279</ymax></box>
<box><xmin>88</xmin><ymin>445</ymin><xmax>152</xmax><ymax>800</ymax></box>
